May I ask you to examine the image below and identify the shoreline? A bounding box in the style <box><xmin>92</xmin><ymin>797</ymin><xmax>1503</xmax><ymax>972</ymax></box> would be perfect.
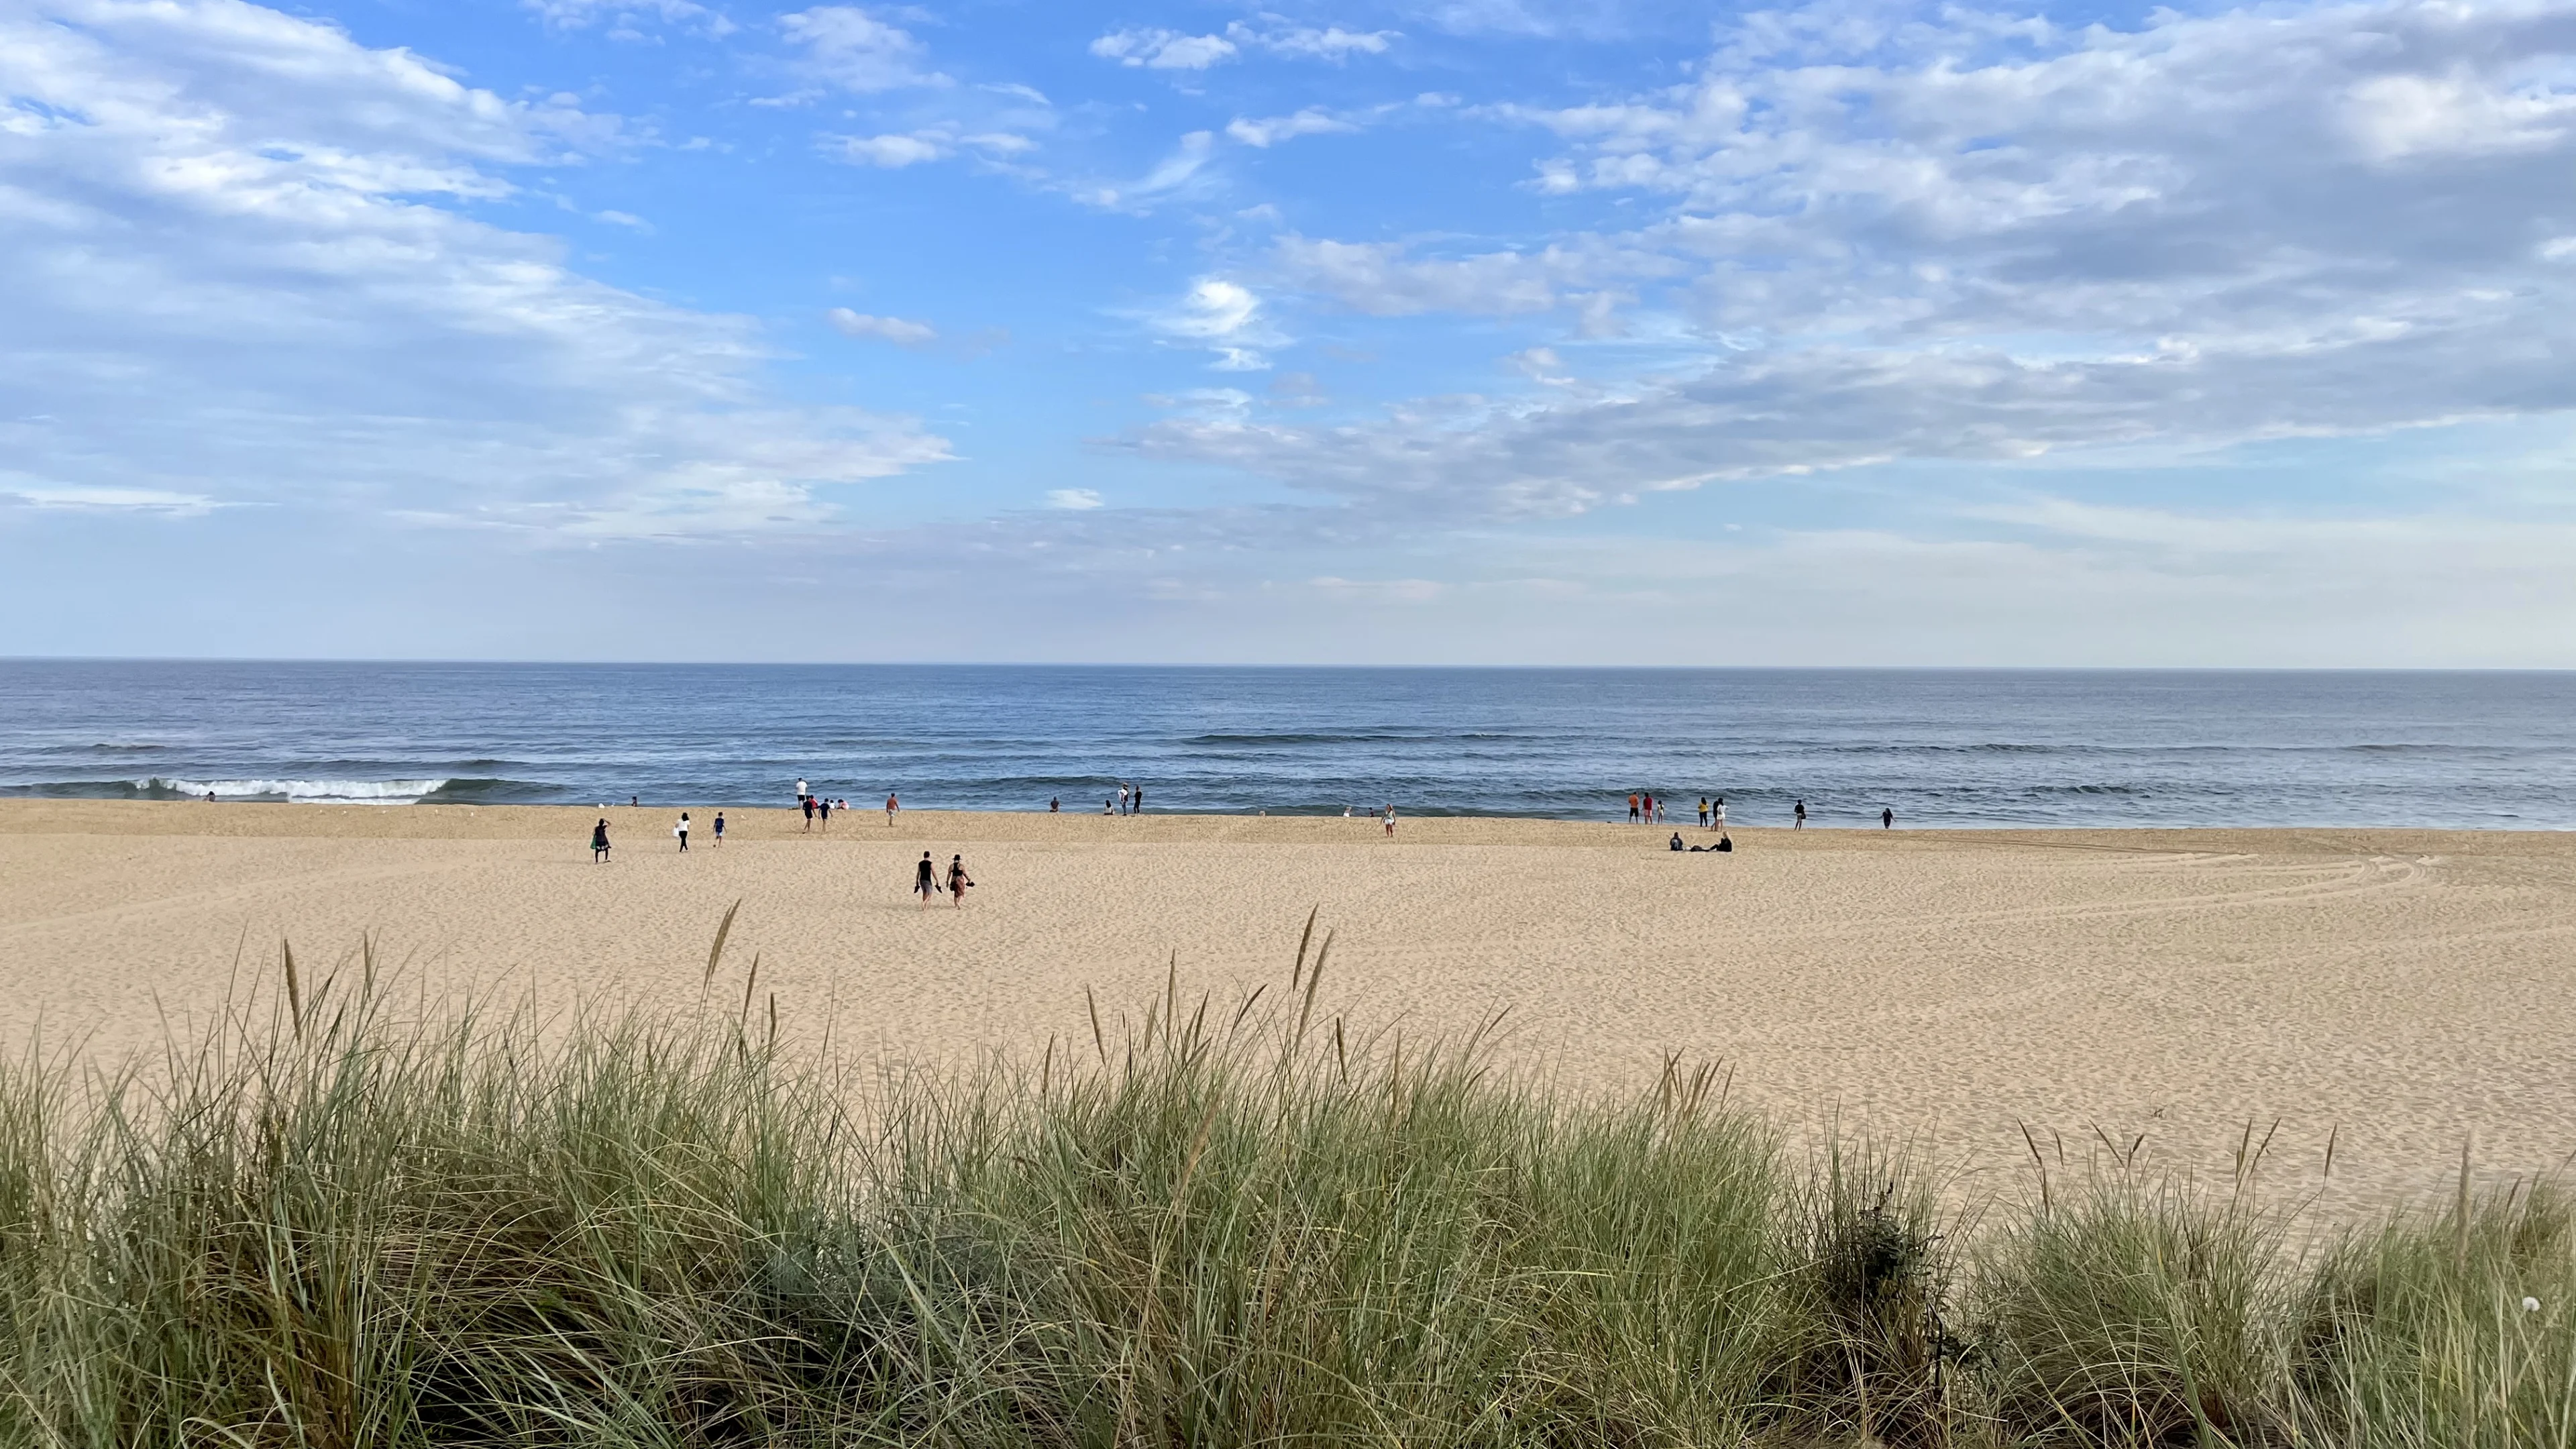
<box><xmin>0</xmin><ymin>796</ymin><xmax>2562</xmax><ymax>850</ymax></box>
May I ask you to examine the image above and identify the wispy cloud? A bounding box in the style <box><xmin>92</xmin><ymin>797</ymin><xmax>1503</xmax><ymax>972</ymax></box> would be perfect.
<box><xmin>0</xmin><ymin>0</ymin><xmax>950</xmax><ymax>545</ymax></box>
<box><xmin>1152</xmin><ymin>279</ymin><xmax>1275</xmax><ymax>370</ymax></box>
<box><xmin>780</xmin><ymin>5</ymin><xmax>947</xmax><ymax>92</ymax></box>
<box><xmin>826</xmin><ymin>309</ymin><xmax>937</xmax><ymax>345</ymax></box>
<box><xmin>1089</xmin><ymin>28</ymin><xmax>1238</xmax><ymax>69</ymax></box>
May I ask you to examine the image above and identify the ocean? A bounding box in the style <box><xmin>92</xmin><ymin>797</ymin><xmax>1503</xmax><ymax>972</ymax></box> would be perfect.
<box><xmin>2</xmin><ymin>661</ymin><xmax>2571</xmax><ymax>828</ymax></box>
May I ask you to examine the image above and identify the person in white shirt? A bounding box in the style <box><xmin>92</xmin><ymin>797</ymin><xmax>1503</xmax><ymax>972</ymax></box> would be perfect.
<box><xmin>674</xmin><ymin>812</ymin><xmax>691</xmax><ymax>852</ymax></box>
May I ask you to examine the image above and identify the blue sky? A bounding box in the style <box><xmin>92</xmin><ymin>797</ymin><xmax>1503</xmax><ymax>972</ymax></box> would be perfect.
<box><xmin>5</xmin><ymin>0</ymin><xmax>2575</xmax><ymax>663</ymax></box>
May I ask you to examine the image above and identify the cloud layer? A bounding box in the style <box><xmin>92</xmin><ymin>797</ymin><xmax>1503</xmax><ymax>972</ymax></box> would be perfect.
<box><xmin>1</xmin><ymin>0</ymin><xmax>947</xmax><ymax>541</ymax></box>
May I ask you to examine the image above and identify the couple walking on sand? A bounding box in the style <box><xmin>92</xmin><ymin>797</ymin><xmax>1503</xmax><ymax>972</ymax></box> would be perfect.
<box><xmin>912</xmin><ymin>851</ymin><xmax>973</xmax><ymax>907</ymax></box>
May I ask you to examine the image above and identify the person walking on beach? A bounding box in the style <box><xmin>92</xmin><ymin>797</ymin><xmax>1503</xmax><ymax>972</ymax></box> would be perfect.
<box><xmin>885</xmin><ymin>792</ymin><xmax>899</xmax><ymax>826</ymax></box>
<box><xmin>947</xmin><ymin>854</ymin><xmax>973</xmax><ymax>906</ymax></box>
<box><xmin>1794</xmin><ymin>799</ymin><xmax>1807</xmax><ymax>830</ymax></box>
<box><xmin>801</xmin><ymin>795</ymin><xmax>814</xmax><ymax>832</ymax></box>
<box><xmin>1383</xmin><ymin>803</ymin><xmax>1397</xmax><ymax>837</ymax></box>
<box><xmin>818</xmin><ymin>796</ymin><xmax>831</xmax><ymax>830</ymax></box>
<box><xmin>590</xmin><ymin>818</ymin><xmax>610</xmax><ymax>863</ymax></box>
<box><xmin>796</xmin><ymin>778</ymin><xmax>807</xmax><ymax>804</ymax></box>
<box><xmin>674</xmin><ymin>812</ymin><xmax>691</xmax><ymax>852</ymax></box>
<box><xmin>1882</xmin><ymin>806</ymin><xmax>1894</xmax><ymax>830</ymax></box>
<box><xmin>913</xmin><ymin>851</ymin><xmax>938</xmax><ymax>906</ymax></box>
<box><xmin>712</xmin><ymin>812</ymin><xmax>725</xmax><ymax>847</ymax></box>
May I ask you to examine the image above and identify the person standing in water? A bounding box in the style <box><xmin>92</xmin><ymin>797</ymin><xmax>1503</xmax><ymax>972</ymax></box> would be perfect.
<box><xmin>1794</xmin><ymin>799</ymin><xmax>1807</xmax><ymax>830</ymax></box>
<box><xmin>590</xmin><ymin>818</ymin><xmax>611</xmax><ymax>863</ymax></box>
<box><xmin>712</xmin><ymin>812</ymin><xmax>725</xmax><ymax>847</ymax></box>
<box><xmin>1049</xmin><ymin>796</ymin><xmax>1060</xmax><ymax>813</ymax></box>
<box><xmin>1882</xmin><ymin>807</ymin><xmax>1894</xmax><ymax>830</ymax></box>
<box><xmin>947</xmin><ymin>854</ymin><xmax>973</xmax><ymax>906</ymax></box>
<box><xmin>912</xmin><ymin>851</ymin><xmax>938</xmax><ymax>906</ymax></box>
<box><xmin>674</xmin><ymin>812</ymin><xmax>690</xmax><ymax>852</ymax></box>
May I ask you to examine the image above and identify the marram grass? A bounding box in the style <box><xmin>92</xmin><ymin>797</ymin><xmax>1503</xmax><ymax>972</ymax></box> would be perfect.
<box><xmin>0</xmin><ymin>923</ymin><xmax>2566</xmax><ymax>1448</ymax></box>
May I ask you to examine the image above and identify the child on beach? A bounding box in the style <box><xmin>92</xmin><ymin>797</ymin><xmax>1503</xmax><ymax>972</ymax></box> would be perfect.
<box><xmin>590</xmin><ymin>819</ymin><xmax>610</xmax><ymax>862</ymax></box>
<box><xmin>712</xmin><ymin>812</ymin><xmax>725</xmax><ymax>847</ymax></box>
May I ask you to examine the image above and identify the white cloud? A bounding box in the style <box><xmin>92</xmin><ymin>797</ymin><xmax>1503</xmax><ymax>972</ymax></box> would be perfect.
<box><xmin>1232</xmin><ymin>21</ymin><xmax>1399</xmax><ymax>58</ymax></box>
<box><xmin>1090</xmin><ymin>21</ymin><xmax>1400</xmax><ymax>69</ymax></box>
<box><xmin>1309</xmin><ymin>575</ymin><xmax>1444</xmax><ymax>601</ymax></box>
<box><xmin>1046</xmin><ymin>488</ymin><xmax>1104</xmax><ymax>509</ymax></box>
<box><xmin>1144</xmin><ymin>0</ymin><xmax>2576</xmax><ymax>529</ymax></box>
<box><xmin>524</xmin><ymin>0</ymin><xmax>733</xmax><ymax>34</ymax></box>
<box><xmin>1</xmin><ymin>480</ymin><xmax>224</xmax><ymax>515</ymax></box>
<box><xmin>1227</xmin><ymin>107</ymin><xmax>1360</xmax><ymax>147</ymax></box>
<box><xmin>1273</xmin><ymin>235</ymin><xmax>1663</xmax><ymax>317</ymax></box>
<box><xmin>0</xmin><ymin>0</ymin><xmax>948</xmax><ymax>543</ymax></box>
<box><xmin>828</xmin><ymin>131</ymin><xmax>950</xmax><ymax>166</ymax></box>
<box><xmin>1083</xmin><ymin>129</ymin><xmax>1217</xmax><ymax>208</ymax></box>
<box><xmin>1153</xmin><ymin>278</ymin><xmax>1273</xmax><ymax>370</ymax></box>
<box><xmin>780</xmin><ymin>5</ymin><xmax>946</xmax><ymax>92</ymax></box>
<box><xmin>1089</xmin><ymin>28</ymin><xmax>1239</xmax><ymax>69</ymax></box>
<box><xmin>826</xmin><ymin>309</ymin><xmax>937</xmax><ymax>345</ymax></box>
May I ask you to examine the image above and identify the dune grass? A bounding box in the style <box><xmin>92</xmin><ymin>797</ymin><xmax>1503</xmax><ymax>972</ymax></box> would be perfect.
<box><xmin>0</xmin><ymin>922</ymin><xmax>2565</xmax><ymax>1447</ymax></box>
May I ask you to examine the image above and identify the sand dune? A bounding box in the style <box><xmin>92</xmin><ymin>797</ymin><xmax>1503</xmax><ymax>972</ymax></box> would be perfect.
<box><xmin>3</xmin><ymin>799</ymin><xmax>2571</xmax><ymax>1217</ymax></box>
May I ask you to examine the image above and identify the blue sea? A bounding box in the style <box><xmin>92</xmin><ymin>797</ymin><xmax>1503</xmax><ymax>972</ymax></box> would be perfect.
<box><xmin>1</xmin><ymin>661</ymin><xmax>2571</xmax><ymax>828</ymax></box>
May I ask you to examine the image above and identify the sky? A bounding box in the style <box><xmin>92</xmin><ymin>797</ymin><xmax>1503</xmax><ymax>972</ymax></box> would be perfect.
<box><xmin>3</xmin><ymin>0</ymin><xmax>2575</xmax><ymax>665</ymax></box>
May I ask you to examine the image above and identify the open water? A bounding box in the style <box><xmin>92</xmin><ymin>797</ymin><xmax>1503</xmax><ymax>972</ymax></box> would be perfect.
<box><xmin>1</xmin><ymin>661</ymin><xmax>2571</xmax><ymax>828</ymax></box>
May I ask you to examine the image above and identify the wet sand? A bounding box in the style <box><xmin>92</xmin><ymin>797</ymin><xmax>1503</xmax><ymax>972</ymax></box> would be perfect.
<box><xmin>4</xmin><ymin>798</ymin><xmax>2571</xmax><ymax>1216</ymax></box>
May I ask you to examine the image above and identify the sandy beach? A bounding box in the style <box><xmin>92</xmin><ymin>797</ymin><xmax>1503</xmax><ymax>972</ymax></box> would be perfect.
<box><xmin>3</xmin><ymin>798</ymin><xmax>2569</xmax><ymax>1217</ymax></box>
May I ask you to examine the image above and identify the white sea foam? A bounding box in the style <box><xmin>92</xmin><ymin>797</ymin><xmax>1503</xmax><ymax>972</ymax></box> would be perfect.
<box><xmin>146</xmin><ymin>777</ymin><xmax>449</xmax><ymax>804</ymax></box>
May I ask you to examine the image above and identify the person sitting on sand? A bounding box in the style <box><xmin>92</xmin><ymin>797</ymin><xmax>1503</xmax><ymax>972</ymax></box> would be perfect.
<box><xmin>913</xmin><ymin>851</ymin><xmax>938</xmax><ymax>906</ymax></box>
<box><xmin>947</xmin><ymin>854</ymin><xmax>973</xmax><ymax>906</ymax></box>
<box><xmin>590</xmin><ymin>818</ymin><xmax>610</xmax><ymax>863</ymax></box>
<box><xmin>1715</xmin><ymin>834</ymin><xmax>1733</xmax><ymax>853</ymax></box>
<box><xmin>1670</xmin><ymin>832</ymin><xmax>1685</xmax><ymax>851</ymax></box>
